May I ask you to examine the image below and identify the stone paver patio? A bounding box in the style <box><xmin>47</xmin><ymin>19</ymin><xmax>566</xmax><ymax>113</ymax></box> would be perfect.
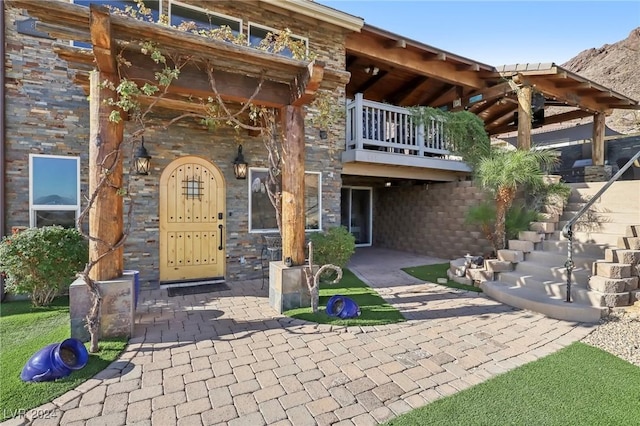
<box><xmin>5</xmin><ymin>249</ymin><xmax>595</xmax><ymax>426</ymax></box>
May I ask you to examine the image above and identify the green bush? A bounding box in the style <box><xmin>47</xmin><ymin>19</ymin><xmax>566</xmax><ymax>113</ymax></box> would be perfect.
<box><xmin>309</xmin><ymin>226</ymin><xmax>356</xmax><ymax>271</ymax></box>
<box><xmin>0</xmin><ymin>226</ymin><xmax>88</xmax><ymax>307</ymax></box>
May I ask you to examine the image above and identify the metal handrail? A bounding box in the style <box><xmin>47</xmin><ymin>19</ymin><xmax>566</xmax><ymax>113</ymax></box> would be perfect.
<box><xmin>561</xmin><ymin>150</ymin><xmax>640</xmax><ymax>302</ymax></box>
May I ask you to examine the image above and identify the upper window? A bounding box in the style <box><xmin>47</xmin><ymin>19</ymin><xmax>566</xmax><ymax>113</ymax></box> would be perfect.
<box><xmin>169</xmin><ymin>1</ymin><xmax>241</xmax><ymax>35</ymax></box>
<box><xmin>248</xmin><ymin>23</ymin><xmax>308</xmax><ymax>59</ymax></box>
<box><xmin>249</xmin><ymin>168</ymin><xmax>321</xmax><ymax>232</ymax></box>
<box><xmin>72</xmin><ymin>0</ymin><xmax>161</xmax><ymax>48</ymax></box>
<box><xmin>29</xmin><ymin>155</ymin><xmax>81</xmax><ymax>228</ymax></box>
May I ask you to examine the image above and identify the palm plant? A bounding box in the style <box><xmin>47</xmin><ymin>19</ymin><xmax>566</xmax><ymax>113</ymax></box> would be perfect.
<box><xmin>476</xmin><ymin>148</ymin><xmax>558</xmax><ymax>250</ymax></box>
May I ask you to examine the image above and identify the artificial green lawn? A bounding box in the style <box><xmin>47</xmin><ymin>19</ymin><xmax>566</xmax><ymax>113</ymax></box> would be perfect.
<box><xmin>402</xmin><ymin>262</ymin><xmax>482</xmax><ymax>293</ymax></box>
<box><xmin>285</xmin><ymin>268</ymin><xmax>405</xmax><ymax>326</ymax></box>
<box><xmin>385</xmin><ymin>342</ymin><xmax>640</xmax><ymax>426</ymax></box>
<box><xmin>0</xmin><ymin>297</ymin><xmax>127</xmax><ymax>421</ymax></box>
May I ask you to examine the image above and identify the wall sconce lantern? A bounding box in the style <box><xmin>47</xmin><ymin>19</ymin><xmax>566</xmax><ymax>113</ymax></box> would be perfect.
<box><xmin>134</xmin><ymin>137</ymin><xmax>151</xmax><ymax>175</ymax></box>
<box><xmin>233</xmin><ymin>144</ymin><xmax>248</xmax><ymax>180</ymax></box>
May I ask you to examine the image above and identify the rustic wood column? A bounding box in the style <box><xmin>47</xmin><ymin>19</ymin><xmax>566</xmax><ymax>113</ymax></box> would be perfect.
<box><xmin>280</xmin><ymin>105</ymin><xmax>306</xmax><ymax>266</ymax></box>
<box><xmin>592</xmin><ymin>112</ymin><xmax>606</xmax><ymax>166</ymax></box>
<box><xmin>88</xmin><ymin>71</ymin><xmax>124</xmax><ymax>281</ymax></box>
<box><xmin>516</xmin><ymin>85</ymin><xmax>532</xmax><ymax>150</ymax></box>
<box><xmin>88</xmin><ymin>5</ymin><xmax>124</xmax><ymax>281</ymax></box>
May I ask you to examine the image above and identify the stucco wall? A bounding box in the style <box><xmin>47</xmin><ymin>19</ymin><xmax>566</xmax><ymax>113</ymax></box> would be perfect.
<box><xmin>3</xmin><ymin>1</ymin><xmax>347</xmax><ymax>284</ymax></box>
<box><xmin>373</xmin><ymin>181</ymin><xmax>494</xmax><ymax>261</ymax></box>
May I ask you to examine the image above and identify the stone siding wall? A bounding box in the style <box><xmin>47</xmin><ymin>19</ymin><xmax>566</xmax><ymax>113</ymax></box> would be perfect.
<box><xmin>4</xmin><ymin>2</ymin><xmax>347</xmax><ymax>284</ymax></box>
<box><xmin>373</xmin><ymin>181</ymin><xmax>494</xmax><ymax>260</ymax></box>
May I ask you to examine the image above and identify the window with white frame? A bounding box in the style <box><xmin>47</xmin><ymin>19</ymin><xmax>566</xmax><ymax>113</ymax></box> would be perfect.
<box><xmin>169</xmin><ymin>1</ymin><xmax>241</xmax><ymax>35</ymax></box>
<box><xmin>72</xmin><ymin>0</ymin><xmax>161</xmax><ymax>48</ymax></box>
<box><xmin>29</xmin><ymin>155</ymin><xmax>81</xmax><ymax>228</ymax></box>
<box><xmin>249</xmin><ymin>168</ymin><xmax>321</xmax><ymax>232</ymax></box>
<box><xmin>247</xmin><ymin>23</ymin><xmax>308</xmax><ymax>59</ymax></box>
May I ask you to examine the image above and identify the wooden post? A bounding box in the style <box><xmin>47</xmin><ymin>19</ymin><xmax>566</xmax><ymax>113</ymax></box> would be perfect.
<box><xmin>516</xmin><ymin>85</ymin><xmax>532</xmax><ymax>150</ymax></box>
<box><xmin>280</xmin><ymin>105</ymin><xmax>306</xmax><ymax>266</ymax></box>
<box><xmin>88</xmin><ymin>70</ymin><xmax>124</xmax><ymax>281</ymax></box>
<box><xmin>592</xmin><ymin>112</ymin><xmax>605</xmax><ymax>166</ymax></box>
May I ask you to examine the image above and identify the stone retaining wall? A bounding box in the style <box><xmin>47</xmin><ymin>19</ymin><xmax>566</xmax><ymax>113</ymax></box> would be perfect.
<box><xmin>374</xmin><ymin>181</ymin><xmax>494</xmax><ymax>261</ymax></box>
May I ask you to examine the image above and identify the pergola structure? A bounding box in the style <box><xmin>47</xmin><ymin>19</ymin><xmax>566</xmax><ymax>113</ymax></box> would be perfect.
<box><xmin>9</xmin><ymin>0</ymin><xmax>350</xmax><ymax>281</ymax></box>
<box><xmin>346</xmin><ymin>25</ymin><xmax>639</xmax><ymax>162</ymax></box>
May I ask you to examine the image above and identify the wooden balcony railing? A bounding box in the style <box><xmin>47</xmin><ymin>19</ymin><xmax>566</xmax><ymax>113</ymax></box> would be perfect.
<box><xmin>346</xmin><ymin>93</ymin><xmax>450</xmax><ymax>157</ymax></box>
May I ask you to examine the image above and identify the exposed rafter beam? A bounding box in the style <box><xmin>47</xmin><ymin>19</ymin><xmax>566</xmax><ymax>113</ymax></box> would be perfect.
<box><xmin>441</xmin><ymin>81</ymin><xmax>514</xmax><ymax>112</ymax></box>
<box><xmin>421</xmin><ymin>85</ymin><xmax>456</xmax><ymax>107</ymax></box>
<box><xmin>346</xmin><ymin>32</ymin><xmax>487</xmax><ymax>89</ymax></box>
<box><xmin>388</xmin><ymin>75</ymin><xmax>430</xmax><ymax>106</ymax></box>
<box><xmin>353</xmin><ymin>70</ymin><xmax>388</xmax><ymax>96</ymax></box>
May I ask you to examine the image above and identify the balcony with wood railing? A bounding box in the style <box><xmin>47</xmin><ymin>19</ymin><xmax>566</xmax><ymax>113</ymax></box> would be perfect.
<box><xmin>342</xmin><ymin>94</ymin><xmax>471</xmax><ymax>179</ymax></box>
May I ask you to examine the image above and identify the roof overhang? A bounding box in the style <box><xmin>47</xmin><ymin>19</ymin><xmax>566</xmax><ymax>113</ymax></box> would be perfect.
<box><xmin>260</xmin><ymin>0</ymin><xmax>364</xmax><ymax>32</ymax></box>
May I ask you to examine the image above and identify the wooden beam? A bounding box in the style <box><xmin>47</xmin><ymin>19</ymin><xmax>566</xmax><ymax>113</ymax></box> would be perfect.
<box><xmin>388</xmin><ymin>75</ymin><xmax>429</xmax><ymax>106</ymax></box>
<box><xmin>120</xmin><ymin>50</ymin><xmax>292</xmax><ymax>108</ymax></box>
<box><xmin>280</xmin><ymin>106</ymin><xmax>306</xmax><ymax>266</ymax></box>
<box><xmin>424</xmin><ymin>52</ymin><xmax>446</xmax><ymax>62</ymax></box>
<box><xmin>291</xmin><ymin>61</ymin><xmax>324</xmax><ymax>107</ymax></box>
<box><xmin>518</xmin><ymin>75</ymin><xmax>607</xmax><ymax>112</ymax></box>
<box><xmin>489</xmin><ymin>109</ymin><xmax>593</xmax><ymax>135</ymax></box>
<box><xmin>89</xmin><ymin>4</ymin><xmax>116</xmax><ymax>74</ymax></box>
<box><xmin>346</xmin><ymin>32</ymin><xmax>486</xmax><ymax>89</ymax></box>
<box><xmin>88</xmin><ymin>70</ymin><xmax>123</xmax><ymax>281</ymax></box>
<box><xmin>422</xmin><ymin>84</ymin><xmax>456</xmax><ymax>107</ymax></box>
<box><xmin>353</xmin><ymin>70</ymin><xmax>388</xmax><ymax>96</ymax></box>
<box><xmin>456</xmin><ymin>63</ymin><xmax>480</xmax><ymax>72</ymax></box>
<box><xmin>516</xmin><ymin>85</ymin><xmax>532</xmax><ymax>150</ymax></box>
<box><xmin>592</xmin><ymin>112</ymin><xmax>606</xmax><ymax>166</ymax></box>
<box><xmin>444</xmin><ymin>81</ymin><xmax>514</xmax><ymax>112</ymax></box>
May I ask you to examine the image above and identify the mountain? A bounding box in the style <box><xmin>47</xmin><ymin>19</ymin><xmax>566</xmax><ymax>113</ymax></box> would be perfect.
<box><xmin>561</xmin><ymin>27</ymin><xmax>640</xmax><ymax>134</ymax></box>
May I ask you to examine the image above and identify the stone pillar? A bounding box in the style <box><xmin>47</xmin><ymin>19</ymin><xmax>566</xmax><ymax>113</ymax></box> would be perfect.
<box><xmin>268</xmin><ymin>262</ymin><xmax>310</xmax><ymax>314</ymax></box>
<box><xmin>69</xmin><ymin>275</ymin><xmax>135</xmax><ymax>342</ymax></box>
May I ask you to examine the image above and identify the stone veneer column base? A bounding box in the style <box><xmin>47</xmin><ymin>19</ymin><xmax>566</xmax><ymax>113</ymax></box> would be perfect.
<box><xmin>585</xmin><ymin>165</ymin><xmax>613</xmax><ymax>182</ymax></box>
<box><xmin>269</xmin><ymin>261</ymin><xmax>311</xmax><ymax>314</ymax></box>
<box><xmin>69</xmin><ymin>275</ymin><xmax>135</xmax><ymax>342</ymax></box>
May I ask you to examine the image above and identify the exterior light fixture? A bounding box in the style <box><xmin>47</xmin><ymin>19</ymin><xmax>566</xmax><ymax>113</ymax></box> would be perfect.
<box><xmin>134</xmin><ymin>137</ymin><xmax>151</xmax><ymax>175</ymax></box>
<box><xmin>233</xmin><ymin>144</ymin><xmax>248</xmax><ymax>180</ymax></box>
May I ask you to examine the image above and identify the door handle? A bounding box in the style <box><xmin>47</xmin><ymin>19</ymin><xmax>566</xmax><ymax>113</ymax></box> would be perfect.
<box><xmin>218</xmin><ymin>224</ymin><xmax>223</xmax><ymax>250</ymax></box>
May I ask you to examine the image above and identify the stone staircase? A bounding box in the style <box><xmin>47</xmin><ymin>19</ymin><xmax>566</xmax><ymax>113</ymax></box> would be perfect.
<box><xmin>461</xmin><ymin>180</ymin><xmax>639</xmax><ymax>323</ymax></box>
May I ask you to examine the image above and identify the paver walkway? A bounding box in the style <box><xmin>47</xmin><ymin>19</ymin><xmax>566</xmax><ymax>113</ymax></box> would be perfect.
<box><xmin>5</xmin><ymin>249</ymin><xmax>595</xmax><ymax>426</ymax></box>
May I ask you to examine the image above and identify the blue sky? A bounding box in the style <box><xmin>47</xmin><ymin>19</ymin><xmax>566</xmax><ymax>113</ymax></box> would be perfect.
<box><xmin>318</xmin><ymin>1</ymin><xmax>640</xmax><ymax>66</ymax></box>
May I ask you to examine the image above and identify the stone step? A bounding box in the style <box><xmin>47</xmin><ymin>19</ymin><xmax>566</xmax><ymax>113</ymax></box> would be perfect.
<box><xmin>589</xmin><ymin>275</ymin><xmax>638</xmax><ymax>293</ymax></box>
<box><xmin>557</xmin><ymin>219</ymin><xmax>640</xmax><ymax>236</ymax></box>
<box><xmin>552</xmin><ymin>230</ymin><xmax>620</xmax><ymax>246</ymax></box>
<box><xmin>480</xmin><ymin>280</ymin><xmax>606</xmax><ymax>323</ymax></box>
<box><xmin>542</xmin><ymin>240</ymin><xmax>608</xmax><ymax>258</ymax></box>
<box><xmin>518</xmin><ymin>231</ymin><xmax>545</xmax><ymax>243</ymax></box>
<box><xmin>525</xmin><ymin>250</ymin><xmax>598</xmax><ymax>271</ymax></box>
<box><xmin>618</xmin><ymin>236</ymin><xmax>640</xmax><ymax>250</ymax></box>
<box><xmin>508</xmin><ymin>240</ymin><xmax>534</xmax><ymax>252</ymax></box>
<box><xmin>530</xmin><ymin>221</ymin><xmax>555</xmax><ymax>233</ymax></box>
<box><xmin>541</xmin><ymin>204</ymin><xmax>564</xmax><ymax>215</ymax></box>
<box><xmin>513</xmin><ymin>261</ymin><xmax>592</xmax><ymax>286</ymax></box>
<box><xmin>604</xmin><ymin>248</ymin><xmax>640</xmax><ymax>266</ymax></box>
<box><xmin>568</xmin><ymin>181</ymin><xmax>640</xmax><ymax>211</ymax></box>
<box><xmin>592</xmin><ymin>262</ymin><xmax>632</xmax><ymax>279</ymax></box>
<box><xmin>626</xmin><ymin>225</ymin><xmax>640</xmax><ymax>238</ymax></box>
<box><xmin>485</xmin><ymin>259</ymin><xmax>512</xmax><ymax>273</ymax></box>
<box><xmin>497</xmin><ymin>249</ymin><xmax>524</xmax><ymax>263</ymax></box>
<box><xmin>539</xmin><ymin>212</ymin><xmax>560</xmax><ymax>223</ymax></box>
<box><xmin>499</xmin><ymin>272</ymin><xmax>631</xmax><ymax>308</ymax></box>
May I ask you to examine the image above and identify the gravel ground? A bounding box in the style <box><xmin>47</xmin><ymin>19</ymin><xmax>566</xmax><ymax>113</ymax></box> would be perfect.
<box><xmin>581</xmin><ymin>309</ymin><xmax>640</xmax><ymax>367</ymax></box>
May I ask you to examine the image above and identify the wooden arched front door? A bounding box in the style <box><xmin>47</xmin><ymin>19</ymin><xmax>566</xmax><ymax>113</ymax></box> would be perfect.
<box><xmin>159</xmin><ymin>156</ymin><xmax>225</xmax><ymax>282</ymax></box>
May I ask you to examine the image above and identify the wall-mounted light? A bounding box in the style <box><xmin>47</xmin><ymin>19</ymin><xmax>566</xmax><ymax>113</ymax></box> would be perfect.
<box><xmin>233</xmin><ymin>144</ymin><xmax>248</xmax><ymax>180</ymax></box>
<box><xmin>134</xmin><ymin>137</ymin><xmax>151</xmax><ymax>175</ymax></box>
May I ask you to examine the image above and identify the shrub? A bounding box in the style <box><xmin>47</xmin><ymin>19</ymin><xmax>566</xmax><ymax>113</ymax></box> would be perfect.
<box><xmin>0</xmin><ymin>226</ymin><xmax>88</xmax><ymax>307</ymax></box>
<box><xmin>309</xmin><ymin>226</ymin><xmax>356</xmax><ymax>279</ymax></box>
